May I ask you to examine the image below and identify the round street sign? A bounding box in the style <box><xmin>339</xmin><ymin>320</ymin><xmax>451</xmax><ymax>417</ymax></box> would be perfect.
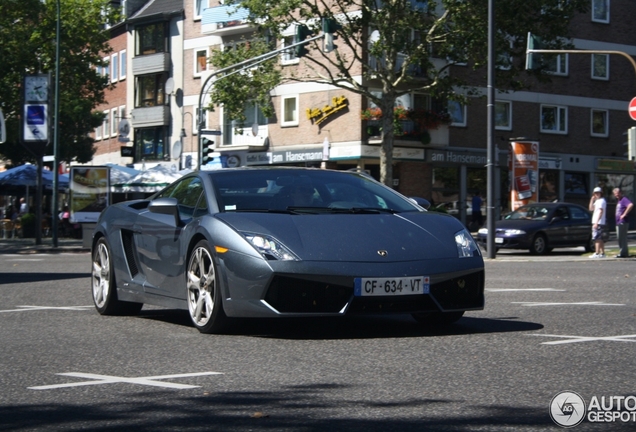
<box><xmin>629</xmin><ymin>97</ymin><xmax>636</xmax><ymax>121</ymax></box>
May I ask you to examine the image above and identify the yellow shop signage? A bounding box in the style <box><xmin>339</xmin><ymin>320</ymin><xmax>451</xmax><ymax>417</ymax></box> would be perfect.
<box><xmin>306</xmin><ymin>96</ymin><xmax>348</xmax><ymax>125</ymax></box>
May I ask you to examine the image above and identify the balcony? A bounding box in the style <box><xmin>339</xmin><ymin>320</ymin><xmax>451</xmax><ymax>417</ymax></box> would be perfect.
<box><xmin>130</xmin><ymin>106</ymin><xmax>170</xmax><ymax>128</ymax></box>
<box><xmin>366</xmin><ymin>120</ymin><xmax>449</xmax><ymax>147</ymax></box>
<box><xmin>201</xmin><ymin>5</ymin><xmax>250</xmax><ymax>35</ymax></box>
<box><xmin>132</xmin><ymin>52</ymin><xmax>170</xmax><ymax>75</ymax></box>
<box><xmin>219</xmin><ymin>122</ymin><xmax>269</xmax><ymax>150</ymax></box>
<box><xmin>368</xmin><ymin>54</ymin><xmax>425</xmax><ymax>77</ymax></box>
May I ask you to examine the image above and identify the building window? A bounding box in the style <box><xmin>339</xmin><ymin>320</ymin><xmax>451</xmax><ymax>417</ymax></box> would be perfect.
<box><xmin>545</xmin><ymin>54</ymin><xmax>568</xmax><ymax>75</ymax></box>
<box><xmin>135</xmin><ymin>127</ymin><xmax>167</xmax><ymax>161</ymax></box>
<box><xmin>591</xmin><ymin>54</ymin><xmax>609</xmax><ymax>80</ymax></box>
<box><xmin>111</xmin><ymin>110</ymin><xmax>118</xmax><ymax>137</ymax></box>
<box><xmin>111</xmin><ymin>53</ymin><xmax>118</xmax><ymax>82</ymax></box>
<box><xmin>448</xmin><ymin>100</ymin><xmax>466</xmax><ymax>127</ymax></box>
<box><xmin>592</xmin><ymin>0</ymin><xmax>609</xmax><ymax>23</ymax></box>
<box><xmin>194</xmin><ymin>49</ymin><xmax>208</xmax><ymax>77</ymax></box>
<box><xmin>194</xmin><ymin>107</ymin><xmax>209</xmax><ymax>134</ymax></box>
<box><xmin>541</xmin><ymin>105</ymin><xmax>567</xmax><ymax>134</ymax></box>
<box><xmin>281</xmin><ymin>95</ymin><xmax>299</xmax><ymax>127</ymax></box>
<box><xmin>591</xmin><ymin>109</ymin><xmax>608</xmax><ymax>137</ymax></box>
<box><xmin>136</xmin><ymin>74</ymin><xmax>166</xmax><ymax>107</ymax></box>
<box><xmin>102</xmin><ymin>57</ymin><xmax>110</xmax><ymax>79</ymax></box>
<box><xmin>95</xmin><ymin>124</ymin><xmax>102</xmax><ymax>141</ymax></box>
<box><xmin>194</xmin><ymin>0</ymin><xmax>207</xmax><ymax>20</ymax></box>
<box><xmin>119</xmin><ymin>50</ymin><xmax>127</xmax><ymax>80</ymax></box>
<box><xmin>102</xmin><ymin>110</ymin><xmax>110</xmax><ymax>139</ymax></box>
<box><xmin>223</xmin><ymin>102</ymin><xmax>267</xmax><ymax>145</ymax></box>
<box><xmin>281</xmin><ymin>34</ymin><xmax>299</xmax><ymax>64</ymax></box>
<box><xmin>136</xmin><ymin>22</ymin><xmax>167</xmax><ymax>56</ymax></box>
<box><xmin>495</xmin><ymin>101</ymin><xmax>512</xmax><ymax>130</ymax></box>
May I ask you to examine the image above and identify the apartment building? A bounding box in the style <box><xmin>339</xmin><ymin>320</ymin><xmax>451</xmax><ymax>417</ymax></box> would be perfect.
<box><xmin>92</xmin><ymin>0</ymin><xmax>634</xmax><ymax>227</ymax></box>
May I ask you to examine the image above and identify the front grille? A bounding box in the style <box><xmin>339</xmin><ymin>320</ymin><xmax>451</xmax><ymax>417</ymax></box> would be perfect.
<box><xmin>121</xmin><ymin>230</ymin><xmax>139</xmax><ymax>277</ymax></box>
<box><xmin>430</xmin><ymin>270</ymin><xmax>484</xmax><ymax>310</ymax></box>
<box><xmin>348</xmin><ymin>295</ymin><xmax>438</xmax><ymax>314</ymax></box>
<box><xmin>264</xmin><ymin>276</ymin><xmax>352</xmax><ymax>313</ymax></box>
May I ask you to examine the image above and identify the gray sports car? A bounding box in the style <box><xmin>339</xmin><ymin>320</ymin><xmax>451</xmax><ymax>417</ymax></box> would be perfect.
<box><xmin>91</xmin><ymin>167</ymin><xmax>484</xmax><ymax>333</ymax></box>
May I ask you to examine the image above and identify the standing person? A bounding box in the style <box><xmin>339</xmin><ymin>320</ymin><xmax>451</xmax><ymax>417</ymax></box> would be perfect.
<box><xmin>19</xmin><ymin>198</ymin><xmax>28</xmax><ymax>215</ymax></box>
<box><xmin>471</xmin><ymin>191</ymin><xmax>483</xmax><ymax>230</ymax></box>
<box><xmin>589</xmin><ymin>187</ymin><xmax>607</xmax><ymax>258</ymax></box>
<box><xmin>613</xmin><ymin>187</ymin><xmax>633</xmax><ymax>258</ymax></box>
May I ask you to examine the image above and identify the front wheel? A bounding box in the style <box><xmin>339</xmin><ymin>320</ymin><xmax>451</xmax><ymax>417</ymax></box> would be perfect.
<box><xmin>92</xmin><ymin>237</ymin><xmax>142</xmax><ymax>315</ymax></box>
<box><xmin>412</xmin><ymin>311</ymin><xmax>465</xmax><ymax>325</ymax></box>
<box><xmin>186</xmin><ymin>240</ymin><xmax>228</xmax><ymax>334</ymax></box>
<box><xmin>529</xmin><ymin>233</ymin><xmax>548</xmax><ymax>255</ymax></box>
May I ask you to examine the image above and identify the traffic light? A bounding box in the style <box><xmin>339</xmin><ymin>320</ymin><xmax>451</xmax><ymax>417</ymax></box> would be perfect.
<box><xmin>322</xmin><ymin>18</ymin><xmax>341</xmax><ymax>53</ymax></box>
<box><xmin>201</xmin><ymin>138</ymin><xmax>214</xmax><ymax>165</ymax></box>
<box><xmin>525</xmin><ymin>32</ymin><xmax>543</xmax><ymax>70</ymax></box>
<box><xmin>295</xmin><ymin>24</ymin><xmax>312</xmax><ymax>57</ymax></box>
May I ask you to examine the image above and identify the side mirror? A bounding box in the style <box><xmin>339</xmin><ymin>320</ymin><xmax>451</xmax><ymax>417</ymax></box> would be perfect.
<box><xmin>148</xmin><ymin>197</ymin><xmax>180</xmax><ymax>226</ymax></box>
<box><xmin>550</xmin><ymin>216</ymin><xmax>561</xmax><ymax>224</ymax></box>
<box><xmin>409</xmin><ymin>197</ymin><xmax>431</xmax><ymax>210</ymax></box>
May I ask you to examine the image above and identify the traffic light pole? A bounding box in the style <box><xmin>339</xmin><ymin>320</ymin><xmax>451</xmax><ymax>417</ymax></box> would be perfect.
<box><xmin>196</xmin><ymin>33</ymin><xmax>324</xmax><ymax>170</ymax></box>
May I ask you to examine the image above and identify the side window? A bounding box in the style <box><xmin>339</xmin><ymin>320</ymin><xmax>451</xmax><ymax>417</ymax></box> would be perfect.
<box><xmin>170</xmin><ymin>177</ymin><xmax>203</xmax><ymax>220</ymax></box>
<box><xmin>570</xmin><ymin>206</ymin><xmax>589</xmax><ymax>221</ymax></box>
<box><xmin>555</xmin><ymin>207</ymin><xmax>569</xmax><ymax>220</ymax></box>
<box><xmin>193</xmin><ymin>194</ymin><xmax>208</xmax><ymax>218</ymax></box>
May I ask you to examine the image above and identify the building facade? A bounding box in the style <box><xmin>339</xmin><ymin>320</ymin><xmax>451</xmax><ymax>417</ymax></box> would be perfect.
<box><xmin>91</xmin><ymin>0</ymin><xmax>635</xmax><ymax>228</ymax></box>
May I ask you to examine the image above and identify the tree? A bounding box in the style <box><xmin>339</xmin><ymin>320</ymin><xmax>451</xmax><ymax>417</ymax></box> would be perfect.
<box><xmin>0</xmin><ymin>0</ymin><xmax>116</xmax><ymax>166</ymax></box>
<box><xmin>207</xmin><ymin>0</ymin><xmax>588</xmax><ymax>186</ymax></box>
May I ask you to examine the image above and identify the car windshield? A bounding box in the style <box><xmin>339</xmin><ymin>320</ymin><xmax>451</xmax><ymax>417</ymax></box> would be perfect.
<box><xmin>209</xmin><ymin>169</ymin><xmax>421</xmax><ymax>214</ymax></box>
<box><xmin>505</xmin><ymin>205</ymin><xmax>551</xmax><ymax>221</ymax></box>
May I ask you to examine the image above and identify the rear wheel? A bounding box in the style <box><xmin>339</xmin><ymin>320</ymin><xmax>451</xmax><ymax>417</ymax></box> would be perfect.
<box><xmin>412</xmin><ymin>311</ymin><xmax>465</xmax><ymax>325</ymax></box>
<box><xmin>92</xmin><ymin>237</ymin><xmax>143</xmax><ymax>315</ymax></box>
<box><xmin>186</xmin><ymin>240</ymin><xmax>228</xmax><ymax>334</ymax></box>
<box><xmin>529</xmin><ymin>233</ymin><xmax>548</xmax><ymax>255</ymax></box>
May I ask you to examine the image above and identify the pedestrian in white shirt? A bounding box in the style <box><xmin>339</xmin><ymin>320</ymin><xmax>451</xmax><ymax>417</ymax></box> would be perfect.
<box><xmin>589</xmin><ymin>187</ymin><xmax>607</xmax><ymax>258</ymax></box>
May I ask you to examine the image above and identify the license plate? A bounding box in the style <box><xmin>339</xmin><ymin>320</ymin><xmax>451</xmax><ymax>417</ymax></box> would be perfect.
<box><xmin>354</xmin><ymin>276</ymin><xmax>429</xmax><ymax>297</ymax></box>
<box><xmin>495</xmin><ymin>237</ymin><xmax>504</xmax><ymax>244</ymax></box>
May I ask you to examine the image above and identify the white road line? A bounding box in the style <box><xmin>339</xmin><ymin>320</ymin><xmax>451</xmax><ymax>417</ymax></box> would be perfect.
<box><xmin>487</xmin><ymin>288</ymin><xmax>565</xmax><ymax>292</ymax></box>
<box><xmin>512</xmin><ymin>301</ymin><xmax>624</xmax><ymax>307</ymax></box>
<box><xmin>0</xmin><ymin>305</ymin><xmax>93</xmax><ymax>313</ymax></box>
<box><xmin>529</xmin><ymin>333</ymin><xmax>636</xmax><ymax>345</ymax></box>
<box><xmin>29</xmin><ymin>371</ymin><xmax>223</xmax><ymax>390</ymax></box>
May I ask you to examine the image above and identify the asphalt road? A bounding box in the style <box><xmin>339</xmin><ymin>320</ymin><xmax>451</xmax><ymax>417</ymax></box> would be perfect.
<box><xmin>0</xmin><ymin>252</ymin><xmax>635</xmax><ymax>431</ymax></box>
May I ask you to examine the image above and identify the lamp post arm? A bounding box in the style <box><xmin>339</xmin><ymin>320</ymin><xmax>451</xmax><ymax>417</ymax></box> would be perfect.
<box><xmin>196</xmin><ymin>33</ymin><xmax>324</xmax><ymax>170</ymax></box>
<box><xmin>527</xmin><ymin>49</ymin><xmax>636</xmax><ymax>81</ymax></box>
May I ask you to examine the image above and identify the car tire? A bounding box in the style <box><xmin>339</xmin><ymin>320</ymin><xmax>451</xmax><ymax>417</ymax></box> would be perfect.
<box><xmin>412</xmin><ymin>311</ymin><xmax>465</xmax><ymax>325</ymax></box>
<box><xmin>92</xmin><ymin>237</ymin><xmax>143</xmax><ymax>316</ymax></box>
<box><xmin>529</xmin><ymin>233</ymin><xmax>548</xmax><ymax>255</ymax></box>
<box><xmin>186</xmin><ymin>239</ymin><xmax>228</xmax><ymax>334</ymax></box>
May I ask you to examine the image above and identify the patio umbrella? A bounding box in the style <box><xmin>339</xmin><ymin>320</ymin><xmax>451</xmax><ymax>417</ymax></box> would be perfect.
<box><xmin>0</xmin><ymin>164</ymin><xmax>68</xmax><ymax>193</ymax></box>
<box><xmin>105</xmin><ymin>163</ymin><xmax>140</xmax><ymax>189</ymax></box>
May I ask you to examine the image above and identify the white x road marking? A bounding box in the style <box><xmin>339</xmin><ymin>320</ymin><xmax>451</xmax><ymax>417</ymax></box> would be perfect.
<box><xmin>529</xmin><ymin>333</ymin><xmax>636</xmax><ymax>345</ymax></box>
<box><xmin>0</xmin><ymin>305</ymin><xmax>93</xmax><ymax>313</ymax></box>
<box><xmin>512</xmin><ymin>301</ymin><xmax>624</xmax><ymax>307</ymax></box>
<box><xmin>29</xmin><ymin>371</ymin><xmax>223</xmax><ymax>390</ymax></box>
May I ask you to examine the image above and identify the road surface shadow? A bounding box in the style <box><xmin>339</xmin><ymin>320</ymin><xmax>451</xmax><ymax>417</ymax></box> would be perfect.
<box><xmin>137</xmin><ymin>309</ymin><xmax>542</xmax><ymax>340</ymax></box>
<box><xmin>0</xmin><ymin>272</ymin><xmax>91</xmax><ymax>285</ymax></box>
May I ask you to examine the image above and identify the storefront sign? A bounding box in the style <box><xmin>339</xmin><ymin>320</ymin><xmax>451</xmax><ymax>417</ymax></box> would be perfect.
<box><xmin>246</xmin><ymin>149</ymin><xmax>325</xmax><ymax>165</ymax></box>
<box><xmin>597</xmin><ymin>158</ymin><xmax>635</xmax><ymax>172</ymax></box>
<box><xmin>509</xmin><ymin>141</ymin><xmax>539</xmax><ymax>210</ymax></box>
<box><xmin>329</xmin><ymin>145</ymin><xmax>424</xmax><ymax>161</ymax></box>
<box><xmin>427</xmin><ymin>149</ymin><xmax>488</xmax><ymax>166</ymax></box>
<box><xmin>539</xmin><ymin>157</ymin><xmax>561</xmax><ymax>169</ymax></box>
<box><xmin>306</xmin><ymin>96</ymin><xmax>348</xmax><ymax>125</ymax></box>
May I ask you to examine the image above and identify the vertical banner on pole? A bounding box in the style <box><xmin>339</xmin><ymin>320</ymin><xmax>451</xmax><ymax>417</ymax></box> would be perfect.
<box><xmin>509</xmin><ymin>141</ymin><xmax>539</xmax><ymax>211</ymax></box>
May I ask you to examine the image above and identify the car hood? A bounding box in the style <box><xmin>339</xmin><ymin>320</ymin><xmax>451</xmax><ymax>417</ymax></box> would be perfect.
<box><xmin>215</xmin><ymin>212</ymin><xmax>465</xmax><ymax>262</ymax></box>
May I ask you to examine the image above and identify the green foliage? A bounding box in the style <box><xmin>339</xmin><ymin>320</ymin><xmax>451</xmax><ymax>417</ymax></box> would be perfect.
<box><xmin>0</xmin><ymin>0</ymin><xmax>116</xmax><ymax>165</ymax></box>
<box><xmin>208</xmin><ymin>0</ymin><xmax>588</xmax><ymax>185</ymax></box>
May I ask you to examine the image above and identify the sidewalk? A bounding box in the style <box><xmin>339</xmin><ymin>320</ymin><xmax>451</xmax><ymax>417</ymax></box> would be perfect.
<box><xmin>0</xmin><ymin>237</ymin><xmax>89</xmax><ymax>254</ymax></box>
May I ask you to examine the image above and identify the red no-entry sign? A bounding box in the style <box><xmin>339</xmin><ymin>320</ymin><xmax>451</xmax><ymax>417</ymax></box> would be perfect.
<box><xmin>629</xmin><ymin>97</ymin><xmax>636</xmax><ymax>121</ymax></box>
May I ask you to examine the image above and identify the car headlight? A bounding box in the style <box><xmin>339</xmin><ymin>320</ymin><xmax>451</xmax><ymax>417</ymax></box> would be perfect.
<box><xmin>503</xmin><ymin>229</ymin><xmax>526</xmax><ymax>235</ymax></box>
<box><xmin>242</xmin><ymin>232</ymin><xmax>299</xmax><ymax>261</ymax></box>
<box><xmin>478</xmin><ymin>228</ymin><xmax>488</xmax><ymax>235</ymax></box>
<box><xmin>455</xmin><ymin>229</ymin><xmax>480</xmax><ymax>258</ymax></box>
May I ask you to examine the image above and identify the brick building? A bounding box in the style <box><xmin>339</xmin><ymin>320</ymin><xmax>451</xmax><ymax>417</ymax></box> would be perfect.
<box><xmin>90</xmin><ymin>0</ymin><xmax>635</xmax><ymax>228</ymax></box>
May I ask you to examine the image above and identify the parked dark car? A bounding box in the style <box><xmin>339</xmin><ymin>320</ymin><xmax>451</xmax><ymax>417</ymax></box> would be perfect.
<box><xmin>91</xmin><ymin>167</ymin><xmax>484</xmax><ymax>333</ymax></box>
<box><xmin>476</xmin><ymin>202</ymin><xmax>593</xmax><ymax>255</ymax></box>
